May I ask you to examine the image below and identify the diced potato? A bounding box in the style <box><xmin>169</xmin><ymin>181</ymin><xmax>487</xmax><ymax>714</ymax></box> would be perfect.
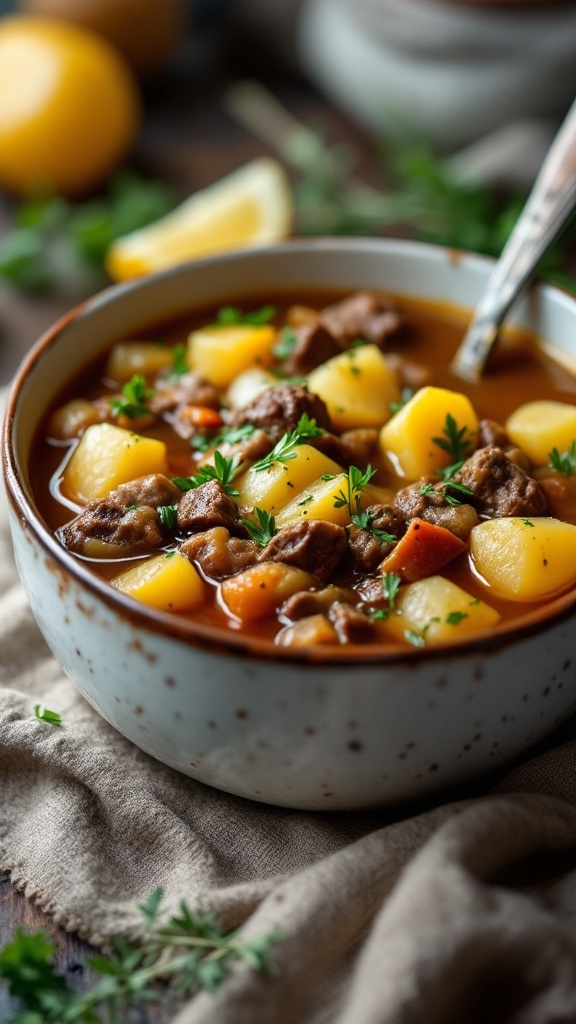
<box><xmin>225</xmin><ymin>367</ymin><xmax>278</xmax><ymax>410</ymax></box>
<box><xmin>235</xmin><ymin>444</ymin><xmax>342</xmax><ymax>514</ymax></box>
<box><xmin>470</xmin><ymin>516</ymin><xmax>576</xmax><ymax>601</ymax></box>
<box><xmin>505</xmin><ymin>400</ymin><xmax>576</xmax><ymax>466</ymax></box>
<box><xmin>277</xmin><ymin>614</ymin><xmax>339</xmax><ymax>647</ymax></box>
<box><xmin>220</xmin><ymin>562</ymin><xmax>314</xmax><ymax>622</ymax></box>
<box><xmin>187</xmin><ymin>324</ymin><xmax>275</xmax><ymax>389</ymax></box>
<box><xmin>307</xmin><ymin>344</ymin><xmax>400</xmax><ymax>430</ymax></box>
<box><xmin>275</xmin><ymin>473</ymin><xmax>354</xmax><ymax>529</ymax></box>
<box><xmin>383</xmin><ymin>576</ymin><xmax>500</xmax><ymax>646</ymax></box>
<box><xmin>105</xmin><ymin>342</ymin><xmax>174</xmax><ymax>383</ymax></box>
<box><xmin>47</xmin><ymin>399</ymin><xmax>100</xmax><ymax>440</ymax></box>
<box><xmin>63</xmin><ymin>423</ymin><xmax>168</xmax><ymax>504</ymax></box>
<box><xmin>379</xmin><ymin>386</ymin><xmax>479</xmax><ymax>480</ymax></box>
<box><xmin>111</xmin><ymin>551</ymin><xmax>204</xmax><ymax>612</ymax></box>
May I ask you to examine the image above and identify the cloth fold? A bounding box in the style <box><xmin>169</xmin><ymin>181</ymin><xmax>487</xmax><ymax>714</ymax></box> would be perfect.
<box><xmin>1</xmin><ymin>408</ymin><xmax>575</xmax><ymax>1022</ymax></box>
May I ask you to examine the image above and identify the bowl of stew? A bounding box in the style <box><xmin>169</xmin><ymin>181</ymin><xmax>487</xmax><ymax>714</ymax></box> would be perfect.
<box><xmin>3</xmin><ymin>238</ymin><xmax>576</xmax><ymax>809</ymax></box>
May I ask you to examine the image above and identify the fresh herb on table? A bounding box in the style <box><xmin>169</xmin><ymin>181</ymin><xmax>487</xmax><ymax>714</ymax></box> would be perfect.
<box><xmin>253</xmin><ymin>415</ymin><xmax>324</xmax><ymax>472</ymax></box>
<box><xmin>548</xmin><ymin>440</ymin><xmax>576</xmax><ymax>477</ymax></box>
<box><xmin>34</xmin><ymin>704</ymin><xmax>62</xmax><ymax>727</ymax></box>
<box><xmin>109</xmin><ymin>375</ymin><xmax>155</xmax><ymax>420</ymax></box>
<box><xmin>241</xmin><ymin>507</ymin><xmax>277</xmax><ymax>546</ymax></box>
<box><xmin>172</xmin><ymin>452</ymin><xmax>242</xmax><ymax>497</ymax></box>
<box><xmin>0</xmin><ymin>170</ymin><xmax>175</xmax><ymax>296</ymax></box>
<box><xmin>0</xmin><ymin>888</ymin><xmax>279</xmax><ymax>1022</ymax></box>
<box><xmin>209</xmin><ymin>305</ymin><xmax>277</xmax><ymax>328</ymax></box>
<box><xmin>333</xmin><ymin>465</ymin><xmax>376</xmax><ymax>517</ymax></box>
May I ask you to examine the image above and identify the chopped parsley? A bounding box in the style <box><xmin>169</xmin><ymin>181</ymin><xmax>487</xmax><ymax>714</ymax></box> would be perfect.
<box><xmin>109</xmin><ymin>374</ymin><xmax>154</xmax><ymax>419</ymax></box>
<box><xmin>241</xmin><ymin>507</ymin><xmax>277</xmax><ymax>547</ymax></box>
<box><xmin>297</xmin><ymin>494</ymin><xmax>314</xmax><ymax>506</ymax></box>
<box><xmin>389</xmin><ymin>387</ymin><xmax>415</xmax><ymax>415</ymax></box>
<box><xmin>446</xmin><ymin>611</ymin><xmax>468</xmax><ymax>626</ymax></box>
<box><xmin>333</xmin><ymin>464</ymin><xmax>376</xmax><ymax>517</ymax></box>
<box><xmin>419</xmin><ymin>477</ymin><xmax>473</xmax><ymax>507</ymax></box>
<box><xmin>382</xmin><ymin>572</ymin><xmax>402</xmax><ymax>608</ymax></box>
<box><xmin>172</xmin><ymin>451</ymin><xmax>241</xmax><ymax>497</ymax></box>
<box><xmin>351</xmin><ymin>508</ymin><xmax>397</xmax><ymax>544</ymax></box>
<box><xmin>190</xmin><ymin>422</ymin><xmax>256</xmax><ymax>455</ymax></box>
<box><xmin>404</xmin><ymin>617</ymin><xmax>440</xmax><ymax>647</ymax></box>
<box><xmin>252</xmin><ymin>414</ymin><xmax>325</xmax><ymax>472</ymax></box>
<box><xmin>432</xmin><ymin>413</ymin><xmax>473</xmax><ymax>463</ymax></box>
<box><xmin>168</xmin><ymin>343</ymin><xmax>189</xmax><ymax>379</ymax></box>
<box><xmin>522</xmin><ymin>518</ymin><xmax>535</xmax><ymax>527</ymax></box>
<box><xmin>273</xmin><ymin>325</ymin><xmax>299</xmax><ymax>360</ymax></box>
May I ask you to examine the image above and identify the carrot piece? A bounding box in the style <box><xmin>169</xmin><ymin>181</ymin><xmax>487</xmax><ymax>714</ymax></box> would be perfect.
<box><xmin>380</xmin><ymin>518</ymin><xmax>467</xmax><ymax>582</ymax></box>
<box><xmin>180</xmin><ymin>405</ymin><xmax>223</xmax><ymax>428</ymax></box>
<box><xmin>220</xmin><ymin>562</ymin><xmax>314</xmax><ymax>622</ymax></box>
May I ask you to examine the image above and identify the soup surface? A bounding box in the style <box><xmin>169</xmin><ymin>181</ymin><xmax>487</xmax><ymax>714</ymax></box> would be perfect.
<box><xmin>32</xmin><ymin>289</ymin><xmax>576</xmax><ymax>648</ymax></box>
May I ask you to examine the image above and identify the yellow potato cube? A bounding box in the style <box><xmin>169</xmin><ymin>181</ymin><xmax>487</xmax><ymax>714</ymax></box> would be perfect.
<box><xmin>379</xmin><ymin>386</ymin><xmax>479</xmax><ymax>480</ymax></box>
<box><xmin>105</xmin><ymin>342</ymin><xmax>174</xmax><ymax>383</ymax></box>
<box><xmin>63</xmin><ymin>423</ymin><xmax>168</xmax><ymax>504</ymax></box>
<box><xmin>307</xmin><ymin>344</ymin><xmax>400</xmax><ymax>430</ymax></box>
<box><xmin>111</xmin><ymin>551</ymin><xmax>204</xmax><ymax>613</ymax></box>
<box><xmin>505</xmin><ymin>400</ymin><xmax>576</xmax><ymax>466</ymax></box>
<box><xmin>275</xmin><ymin>473</ymin><xmax>354</xmax><ymax>529</ymax></box>
<box><xmin>187</xmin><ymin>324</ymin><xmax>275</xmax><ymax>389</ymax></box>
<box><xmin>225</xmin><ymin>367</ymin><xmax>278</xmax><ymax>410</ymax></box>
<box><xmin>235</xmin><ymin>444</ymin><xmax>342</xmax><ymax>514</ymax></box>
<box><xmin>470</xmin><ymin>516</ymin><xmax>576</xmax><ymax>601</ymax></box>
<box><xmin>383</xmin><ymin>576</ymin><xmax>500</xmax><ymax>646</ymax></box>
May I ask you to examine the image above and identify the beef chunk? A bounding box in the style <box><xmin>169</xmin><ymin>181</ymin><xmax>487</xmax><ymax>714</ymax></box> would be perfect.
<box><xmin>320</xmin><ymin>291</ymin><xmax>402</xmax><ymax>349</ymax></box>
<box><xmin>202</xmin><ymin>429</ymin><xmax>273</xmax><ymax>469</ymax></box>
<box><xmin>384</xmin><ymin>353</ymin><xmax>432</xmax><ymax>392</ymax></box>
<box><xmin>231</xmin><ymin>385</ymin><xmax>332</xmax><ymax>441</ymax></box>
<box><xmin>327</xmin><ymin>601</ymin><xmax>377</xmax><ymax>643</ymax></box>
<box><xmin>477</xmin><ymin>418</ymin><xmax>511</xmax><ymax>450</ymax></box>
<box><xmin>280</xmin><ymin>585</ymin><xmax>358</xmax><ymax>621</ymax></box>
<box><xmin>180</xmin><ymin>527</ymin><xmax>260</xmax><ymax>579</ymax></box>
<box><xmin>258</xmin><ymin>520</ymin><xmax>348</xmax><ymax>584</ymax></box>
<box><xmin>60</xmin><ymin>500</ymin><xmax>162</xmax><ymax>557</ymax></box>
<box><xmin>110</xmin><ymin>474</ymin><xmax>181</xmax><ymax>509</ymax></box>
<box><xmin>149</xmin><ymin>371</ymin><xmax>220</xmax><ymax>414</ymax></box>
<box><xmin>176</xmin><ymin>480</ymin><xmax>249</xmax><ymax>537</ymax></box>
<box><xmin>310</xmin><ymin>428</ymin><xmax>379</xmax><ymax>468</ymax></box>
<box><xmin>394</xmin><ymin>480</ymin><xmax>480</xmax><ymax>541</ymax></box>
<box><xmin>348</xmin><ymin>504</ymin><xmax>405</xmax><ymax>574</ymax></box>
<box><xmin>283</xmin><ymin>322</ymin><xmax>342</xmax><ymax>375</ymax></box>
<box><xmin>454</xmin><ymin>446</ymin><xmax>548</xmax><ymax>518</ymax></box>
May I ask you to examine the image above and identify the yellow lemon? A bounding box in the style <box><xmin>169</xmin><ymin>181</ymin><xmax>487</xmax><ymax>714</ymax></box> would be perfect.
<box><xmin>0</xmin><ymin>16</ymin><xmax>140</xmax><ymax>197</ymax></box>
<box><xmin>106</xmin><ymin>158</ymin><xmax>293</xmax><ymax>281</ymax></box>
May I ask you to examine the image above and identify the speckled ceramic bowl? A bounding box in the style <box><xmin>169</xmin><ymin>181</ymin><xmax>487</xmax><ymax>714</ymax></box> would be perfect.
<box><xmin>3</xmin><ymin>239</ymin><xmax>576</xmax><ymax>809</ymax></box>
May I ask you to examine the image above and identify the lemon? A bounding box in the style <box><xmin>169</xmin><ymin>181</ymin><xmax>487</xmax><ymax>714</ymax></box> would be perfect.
<box><xmin>0</xmin><ymin>16</ymin><xmax>140</xmax><ymax>197</ymax></box>
<box><xmin>105</xmin><ymin>158</ymin><xmax>293</xmax><ymax>281</ymax></box>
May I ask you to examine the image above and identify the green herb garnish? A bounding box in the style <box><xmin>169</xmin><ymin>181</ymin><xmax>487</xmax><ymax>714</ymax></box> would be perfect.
<box><xmin>109</xmin><ymin>375</ymin><xmax>154</xmax><ymax>420</ymax></box>
<box><xmin>273</xmin><ymin>325</ymin><xmax>299</xmax><ymax>360</ymax></box>
<box><xmin>190</xmin><ymin>423</ymin><xmax>256</xmax><ymax>455</ymax></box>
<box><xmin>446</xmin><ymin>611</ymin><xmax>468</xmax><ymax>626</ymax></box>
<box><xmin>169</xmin><ymin>343</ymin><xmax>189</xmax><ymax>380</ymax></box>
<box><xmin>241</xmin><ymin>507</ymin><xmax>277</xmax><ymax>546</ymax></box>
<box><xmin>209</xmin><ymin>305</ymin><xmax>276</xmax><ymax>328</ymax></box>
<box><xmin>389</xmin><ymin>387</ymin><xmax>415</xmax><ymax>415</ymax></box>
<box><xmin>522</xmin><ymin>518</ymin><xmax>535</xmax><ymax>527</ymax></box>
<box><xmin>158</xmin><ymin>504</ymin><xmax>178</xmax><ymax>531</ymax></box>
<box><xmin>333</xmin><ymin>465</ymin><xmax>376</xmax><ymax>517</ymax></box>
<box><xmin>432</xmin><ymin>414</ymin><xmax>473</xmax><ymax>463</ymax></box>
<box><xmin>34</xmin><ymin>705</ymin><xmax>62</xmax><ymax>727</ymax></box>
<box><xmin>172</xmin><ymin>452</ymin><xmax>241</xmax><ymax>497</ymax></box>
<box><xmin>351</xmin><ymin>508</ymin><xmax>397</xmax><ymax>544</ymax></box>
<box><xmin>0</xmin><ymin>888</ymin><xmax>279</xmax><ymax>1021</ymax></box>
<box><xmin>548</xmin><ymin>441</ymin><xmax>576</xmax><ymax>477</ymax></box>
<box><xmin>382</xmin><ymin>572</ymin><xmax>402</xmax><ymax>609</ymax></box>
<box><xmin>253</xmin><ymin>414</ymin><xmax>325</xmax><ymax>472</ymax></box>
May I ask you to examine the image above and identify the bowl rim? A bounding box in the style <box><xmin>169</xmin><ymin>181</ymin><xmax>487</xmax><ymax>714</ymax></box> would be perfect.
<box><xmin>3</xmin><ymin>237</ymin><xmax>576</xmax><ymax>667</ymax></box>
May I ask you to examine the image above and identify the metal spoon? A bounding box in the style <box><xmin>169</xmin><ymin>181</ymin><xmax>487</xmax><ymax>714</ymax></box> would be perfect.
<box><xmin>450</xmin><ymin>97</ymin><xmax>576</xmax><ymax>383</ymax></box>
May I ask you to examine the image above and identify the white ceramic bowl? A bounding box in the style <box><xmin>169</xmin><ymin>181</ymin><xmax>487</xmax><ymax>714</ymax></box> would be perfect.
<box><xmin>3</xmin><ymin>239</ymin><xmax>576</xmax><ymax>810</ymax></box>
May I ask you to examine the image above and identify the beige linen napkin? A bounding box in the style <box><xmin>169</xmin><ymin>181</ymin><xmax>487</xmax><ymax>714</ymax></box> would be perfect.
<box><xmin>1</xmin><ymin>418</ymin><xmax>575</xmax><ymax>1022</ymax></box>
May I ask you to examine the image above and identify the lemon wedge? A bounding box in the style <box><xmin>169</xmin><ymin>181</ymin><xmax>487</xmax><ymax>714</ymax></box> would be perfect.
<box><xmin>106</xmin><ymin>157</ymin><xmax>293</xmax><ymax>281</ymax></box>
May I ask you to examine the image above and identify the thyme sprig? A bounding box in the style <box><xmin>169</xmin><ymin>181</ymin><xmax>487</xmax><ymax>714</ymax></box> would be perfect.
<box><xmin>0</xmin><ymin>889</ymin><xmax>279</xmax><ymax>1022</ymax></box>
<box><xmin>253</xmin><ymin>414</ymin><xmax>325</xmax><ymax>472</ymax></box>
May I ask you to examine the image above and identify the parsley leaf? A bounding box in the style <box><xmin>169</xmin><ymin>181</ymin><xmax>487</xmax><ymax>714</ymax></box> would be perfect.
<box><xmin>34</xmin><ymin>705</ymin><xmax>62</xmax><ymax>727</ymax></box>
<box><xmin>158</xmin><ymin>504</ymin><xmax>178</xmax><ymax>531</ymax></box>
<box><xmin>169</xmin><ymin>343</ymin><xmax>189</xmax><ymax>379</ymax></box>
<box><xmin>273</xmin><ymin>325</ymin><xmax>299</xmax><ymax>360</ymax></box>
<box><xmin>548</xmin><ymin>440</ymin><xmax>576</xmax><ymax>477</ymax></box>
<box><xmin>382</xmin><ymin>572</ymin><xmax>402</xmax><ymax>609</ymax></box>
<box><xmin>351</xmin><ymin>508</ymin><xmax>397</xmax><ymax>544</ymax></box>
<box><xmin>190</xmin><ymin>422</ymin><xmax>256</xmax><ymax>455</ymax></box>
<box><xmin>432</xmin><ymin>414</ymin><xmax>473</xmax><ymax>463</ymax></box>
<box><xmin>333</xmin><ymin>464</ymin><xmax>376</xmax><ymax>517</ymax></box>
<box><xmin>109</xmin><ymin>375</ymin><xmax>154</xmax><ymax>419</ymax></box>
<box><xmin>209</xmin><ymin>305</ymin><xmax>276</xmax><ymax>328</ymax></box>
<box><xmin>389</xmin><ymin>387</ymin><xmax>416</xmax><ymax>415</ymax></box>
<box><xmin>241</xmin><ymin>508</ymin><xmax>277</xmax><ymax>546</ymax></box>
<box><xmin>446</xmin><ymin>611</ymin><xmax>468</xmax><ymax>626</ymax></box>
<box><xmin>172</xmin><ymin>451</ymin><xmax>241</xmax><ymax>496</ymax></box>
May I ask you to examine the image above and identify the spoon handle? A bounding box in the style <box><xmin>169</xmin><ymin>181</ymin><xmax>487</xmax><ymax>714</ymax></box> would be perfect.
<box><xmin>450</xmin><ymin>97</ymin><xmax>576</xmax><ymax>383</ymax></box>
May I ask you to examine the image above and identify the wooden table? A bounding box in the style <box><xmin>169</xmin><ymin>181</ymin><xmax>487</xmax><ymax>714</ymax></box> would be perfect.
<box><xmin>0</xmin><ymin>34</ymin><xmax>375</xmax><ymax>1020</ymax></box>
